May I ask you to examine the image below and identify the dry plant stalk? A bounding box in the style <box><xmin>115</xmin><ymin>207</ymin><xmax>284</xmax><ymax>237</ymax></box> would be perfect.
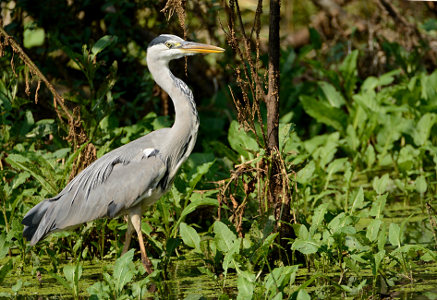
<box><xmin>219</xmin><ymin>0</ymin><xmax>294</xmax><ymax>242</ymax></box>
<box><xmin>0</xmin><ymin>26</ymin><xmax>96</xmax><ymax>178</ymax></box>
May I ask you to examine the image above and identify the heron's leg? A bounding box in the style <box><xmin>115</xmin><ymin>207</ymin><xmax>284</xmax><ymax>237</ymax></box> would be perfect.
<box><xmin>122</xmin><ymin>215</ymin><xmax>134</xmax><ymax>255</ymax></box>
<box><xmin>130</xmin><ymin>212</ymin><xmax>153</xmax><ymax>274</ymax></box>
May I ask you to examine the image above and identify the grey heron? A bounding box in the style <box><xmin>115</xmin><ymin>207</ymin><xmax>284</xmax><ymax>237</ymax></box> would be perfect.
<box><xmin>22</xmin><ymin>34</ymin><xmax>224</xmax><ymax>273</ymax></box>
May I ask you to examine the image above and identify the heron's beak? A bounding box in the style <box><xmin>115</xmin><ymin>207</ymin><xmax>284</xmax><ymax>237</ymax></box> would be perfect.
<box><xmin>180</xmin><ymin>41</ymin><xmax>225</xmax><ymax>54</ymax></box>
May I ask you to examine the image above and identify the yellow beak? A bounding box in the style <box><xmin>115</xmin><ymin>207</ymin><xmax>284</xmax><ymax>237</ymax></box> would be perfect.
<box><xmin>180</xmin><ymin>42</ymin><xmax>225</xmax><ymax>54</ymax></box>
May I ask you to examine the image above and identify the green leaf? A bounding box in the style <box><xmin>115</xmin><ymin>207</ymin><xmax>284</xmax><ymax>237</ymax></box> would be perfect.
<box><xmin>0</xmin><ymin>233</ymin><xmax>10</xmax><ymax>259</ymax></box>
<box><xmin>279</xmin><ymin>123</ymin><xmax>293</xmax><ymax>151</ymax></box>
<box><xmin>311</xmin><ymin>203</ymin><xmax>328</xmax><ymax>232</ymax></box>
<box><xmin>91</xmin><ymin>35</ymin><xmax>118</xmax><ymax>56</ymax></box>
<box><xmin>5</xmin><ymin>154</ymin><xmax>57</xmax><ymax>195</ymax></box>
<box><xmin>0</xmin><ymin>259</ymin><xmax>13</xmax><ymax>285</ymax></box>
<box><xmin>228</xmin><ymin>120</ymin><xmax>259</xmax><ymax>159</ymax></box>
<box><xmin>237</xmin><ymin>271</ymin><xmax>255</xmax><ymax>300</ymax></box>
<box><xmin>264</xmin><ymin>266</ymin><xmax>298</xmax><ymax>293</ymax></box>
<box><xmin>389</xmin><ymin>223</ymin><xmax>401</xmax><ymax>248</ymax></box>
<box><xmin>188</xmin><ymin>160</ymin><xmax>215</xmax><ymax>190</ymax></box>
<box><xmin>366</xmin><ymin>219</ymin><xmax>382</xmax><ymax>242</ymax></box>
<box><xmin>300</xmin><ymin>95</ymin><xmax>347</xmax><ymax>132</ymax></box>
<box><xmin>291</xmin><ymin>239</ymin><xmax>319</xmax><ymax>255</ymax></box>
<box><xmin>309</xmin><ymin>27</ymin><xmax>322</xmax><ymax>50</ymax></box>
<box><xmin>297</xmin><ymin>289</ymin><xmax>311</xmax><ymax>300</ymax></box>
<box><xmin>222</xmin><ymin>237</ymin><xmax>240</xmax><ymax>272</ymax></box>
<box><xmin>113</xmin><ymin>249</ymin><xmax>136</xmax><ymax>293</ymax></box>
<box><xmin>350</xmin><ymin>187</ymin><xmax>365</xmax><ymax>214</ymax></box>
<box><xmin>413</xmin><ymin>113</ymin><xmax>436</xmax><ymax>146</ymax></box>
<box><xmin>172</xmin><ymin>195</ymin><xmax>218</xmax><ymax>237</ymax></box>
<box><xmin>180</xmin><ymin>222</ymin><xmax>201</xmax><ymax>253</ymax></box>
<box><xmin>372</xmin><ymin>174</ymin><xmax>390</xmax><ymax>195</ymax></box>
<box><xmin>369</xmin><ymin>194</ymin><xmax>387</xmax><ymax>219</ymax></box>
<box><xmin>213</xmin><ymin>221</ymin><xmax>237</xmax><ymax>253</ymax></box>
<box><xmin>318</xmin><ymin>81</ymin><xmax>346</xmax><ymax>108</ymax></box>
<box><xmin>296</xmin><ymin>161</ymin><xmax>315</xmax><ymax>184</ymax></box>
<box><xmin>87</xmin><ymin>281</ymin><xmax>111</xmax><ymax>299</ymax></box>
<box><xmin>377</xmin><ymin>223</ymin><xmax>387</xmax><ymax>252</ymax></box>
<box><xmin>23</xmin><ymin>26</ymin><xmax>45</xmax><ymax>48</ymax></box>
<box><xmin>365</xmin><ymin>144</ymin><xmax>376</xmax><ymax>167</ymax></box>
<box><xmin>339</xmin><ymin>50</ymin><xmax>359</xmax><ymax>97</ymax></box>
<box><xmin>415</xmin><ymin>175</ymin><xmax>427</xmax><ymax>194</ymax></box>
<box><xmin>373</xmin><ymin>250</ymin><xmax>385</xmax><ymax>275</ymax></box>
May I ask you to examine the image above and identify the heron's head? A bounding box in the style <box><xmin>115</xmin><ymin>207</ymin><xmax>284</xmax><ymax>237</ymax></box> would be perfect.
<box><xmin>147</xmin><ymin>34</ymin><xmax>224</xmax><ymax>64</ymax></box>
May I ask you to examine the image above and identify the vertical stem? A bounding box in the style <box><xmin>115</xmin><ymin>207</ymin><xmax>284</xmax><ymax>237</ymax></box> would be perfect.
<box><xmin>267</xmin><ymin>0</ymin><xmax>280</xmax><ymax>154</ymax></box>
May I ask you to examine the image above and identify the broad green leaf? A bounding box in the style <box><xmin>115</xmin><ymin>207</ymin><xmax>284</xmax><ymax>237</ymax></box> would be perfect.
<box><xmin>311</xmin><ymin>203</ymin><xmax>328</xmax><ymax>232</ymax></box>
<box><xmin>291</xmin><ymin>239</ymin><xmax>319</xmax><ymax>255</ymax></box>
<box><xmin>228</xmin><ymin>120</ymin><xmax>259</xmax><ymax>159</ymax></box>
<box><xmin>369</xmin><ymin>194</ymin><xmax>387</xmax><ymax>219</ymax></box>
<box><xmin>23</xmin><ymin>26</ymin><xmax>45</xmax><ymax>48</ymax></box>
<box><xmin>188</xmin><ymin>161</ymin><xmax>215</xmax><ymax>190</ymax></box>
<box><xmin>318</xmin><ymin>81</ymin><xmax>346</xmax><ymax>108</ymax></box>
<box><xmin>373</xmin><ymin>250</ymin><xmax>385</xmax><ymax>275</ymax></box>
<box><xmin>173</xmin><ymin>196</ymin><xmax>218</xmax><ymax>236</ymax></box>
<box><xmin>87</xmin><ymin>281</ymin><xmax>111</xmax><ymax>299</ymax></box>
<box><xmin>237</xmin><ymin>271</ymin><xmax>255</xmax><ymax>300</ymax></box>
<box><xmin>279</xmin><ymin>123</ymin><xmax>293</xmax><ymax>150</ymax></box>
<box><xmin>222</xmin><ymin>237</ymin><xmax>240</xmax><ymax>272</ymax></box>
<box><xmin>372</xmin><ymin>174</ymin><xmax>390</xmax><ymax>195</ymax></box>
<box><xmin>113</xmin><ymin>249</ymin><xmax>136</xmax><ymax>293</ymax></box>
<box><xmin>377</xmin><ymin>223</ymin><xmax>387</xmax><ymax>251</ymax></box>
<box><xmin>365</xmin><ymin>144</ymin><xmax>376</xmax><ymax>167</ymax></box>
<box><xmin>325</xmin><ymin>158</ymin><xmax>348</xmax><ymax>189</ymax></box>
<box><xmin>415</xmin><ymin>175</ymin><xmax>427</xmax><ymax>194</ymax></box>
<box><xmin>366</xmin><ymin>219</ymin><xmax>382</xmax><ymax>242</ymax></box>
<box><xmin>300</xmin><ymin>95</ymin><xmax>347</xmax><ymax>132</ymax></box>
<box><xmin>350</xmin><ymin>187</ymin><xmax>365</xmax><ymax>214</ymax></box>
<box><xmin>413</xmin><ymin>113</ymin><xmax>436</xmax><ymax>146</ymax></box>
<box><xmin>296</xmin><ymin>161</ymin><xmax>315</xmax><ymax>184</ymax></box>
<box><xmin>63</xmin><ymin>265</ymin><xmax>76</xmax><ymax>286</ymax></box>
<box><xmin>295</xmin><ymin>224</ymin><xmax>310</xmax><ymax>239</ymax></box>
<box><xmin>0</xmin><ymin>259</ymin><xmax>13</xmax><ymax>284</ymax></box>
<box><xmin>91</xmin><ymin>35</ymin><xmax>118</xmax><ymax>56</ymax></box>
<box><xmin>180</xmin><ymin>223</ymin><xmax>201</xmax><ymax>253</ymax></box>
<box><xmin>0</xmin><ymin>233</ymin><xmax>10</xmax><ymax>260</ymax></box>
<box><xmin>264</xmin><ymin>266</ymin><xmax>298</xmax><ymax>292</ymax></box>
<box><xmin>214</xmin><ymin>221</ymin><xmax>237</xmax><ymax>253</ymax></box>
<box><xmin>389</xmin><ymin>223</ymin><xmax>401</xmax><ymax>248</ymax></box>
<box><xmin>297</xmin><ymin>289</ymin><xmax>311</xmax><ymax>300</ymax></box>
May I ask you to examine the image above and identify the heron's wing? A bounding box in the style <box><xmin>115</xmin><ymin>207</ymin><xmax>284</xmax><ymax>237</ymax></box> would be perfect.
<box><xmin>59</xmin><ymin>128</ymin><xmax>170</xmax><ymax>204</ymax></box>
<box><xmin>59</xmin><ymin>154</ymin><xmax>167</xmax><ymax>227</ymax></box>
<box><xmin>22</xmin><ymin>128</ymin><xmax>170</xmax><ymax>244</ymax></box>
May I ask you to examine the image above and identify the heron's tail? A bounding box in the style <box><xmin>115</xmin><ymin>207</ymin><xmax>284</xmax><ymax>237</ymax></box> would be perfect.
<box><xmin>22</xmin><ymin>199</ymin><xmax>56</xmax><ymax>246</ymax></box>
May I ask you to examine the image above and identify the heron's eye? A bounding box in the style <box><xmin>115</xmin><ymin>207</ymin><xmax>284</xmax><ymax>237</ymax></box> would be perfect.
<box><xmin>165</xmin><ymin>42</ymin><xmax>173</xmax><ymax>49</ymax></box>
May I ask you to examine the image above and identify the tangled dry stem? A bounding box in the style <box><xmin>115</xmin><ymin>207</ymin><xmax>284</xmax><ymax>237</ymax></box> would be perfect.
<box><xmin>220</xmin><ymin>0</ymin><xmax>294</xmax><ymax>232</ymax></box>
<box><xmin>0</xmin><ymin>26</ymin><xmax>96</xmax><ymax>179</ymax></box>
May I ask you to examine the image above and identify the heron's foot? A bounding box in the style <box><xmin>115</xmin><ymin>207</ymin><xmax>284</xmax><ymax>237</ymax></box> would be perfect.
<box><xmin>142</xmin><ymin>256</ymin><xmax>153</xmax><ymax>274</ymax></box>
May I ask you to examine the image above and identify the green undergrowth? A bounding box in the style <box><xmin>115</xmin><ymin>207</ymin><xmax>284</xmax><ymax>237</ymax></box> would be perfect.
<box><xmin>1</xmin><ymin>26</ymin><xmax>437</xmax><ymax>299</ymax></box>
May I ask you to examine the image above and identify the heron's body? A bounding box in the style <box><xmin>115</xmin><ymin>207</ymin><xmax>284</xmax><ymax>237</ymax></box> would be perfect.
<box><xmin>22</xmin><ymin>34</ymin><xmax>223</xmax><ymax>272</ymax></box>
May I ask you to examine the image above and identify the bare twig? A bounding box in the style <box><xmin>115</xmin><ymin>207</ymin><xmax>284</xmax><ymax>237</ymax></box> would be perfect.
<box><xmin>0</xmin><ymin>26</ymin><xmax>96</xmax><ymax>177</ymax></box>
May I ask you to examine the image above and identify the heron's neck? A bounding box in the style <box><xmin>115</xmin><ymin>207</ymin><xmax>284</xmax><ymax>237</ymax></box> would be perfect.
<box><xmin>148</xmin><ymin>61</ymin><xmax>199</xmax><ymax>172</ymax></box>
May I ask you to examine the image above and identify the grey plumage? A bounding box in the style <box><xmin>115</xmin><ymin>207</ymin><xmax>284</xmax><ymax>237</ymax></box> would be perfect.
<box><xmin>23</xmin><ymin>129</ymin><xmax>168</xmax><ymax>244</ymax></box>
<box><xmin>22</xmin><ymin>34</ymin><xmax>224</xmax><ymax>272</ymax></box>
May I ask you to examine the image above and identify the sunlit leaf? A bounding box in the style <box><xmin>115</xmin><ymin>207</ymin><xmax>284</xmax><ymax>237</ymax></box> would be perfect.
<box><xmin>180</xmin><ymin>222</ymin><xmax>201</xmax><ymax>253</ymax></box>
<box><xmin>389</xmin><ymin>223</ymin><xmax>401</xmax><ymax>248</ymax></box>
<box><xmin>91</xmin><ymin>35</ymin><xmax>118</xmax><ymax>56</ymax></box>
